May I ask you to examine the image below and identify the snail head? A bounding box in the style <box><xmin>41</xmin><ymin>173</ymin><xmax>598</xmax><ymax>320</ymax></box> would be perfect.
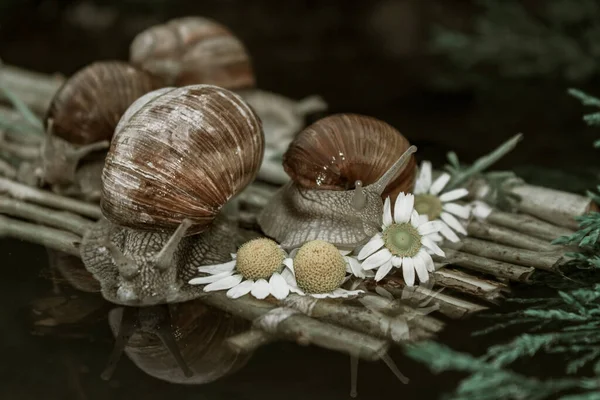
<box><xmin>103</xmin><ymin>219</ymin><xmax>193</xmax><ymax>306</ymax></box>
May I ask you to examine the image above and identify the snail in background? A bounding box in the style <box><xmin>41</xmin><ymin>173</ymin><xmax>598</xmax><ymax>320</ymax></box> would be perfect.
<box><xmin>80</xmin><ymin>84</ymin><xmax>264</xmax><ymax>307</ymax></box>
<box><xmin>258</xmin><ymin>114</ymin><xmax>417</xmax><ymax>250</ymax></box>
<box><xmin>38</xmin><ymin>61</ymin><xmax>163</xmax><ymax>200</ymax></box>
<box><xmin>130</xmin><ymin>16</ymin><xmax>328</xmax><ymax>185</ymax></box>
<box><xmin>103</xmin><ymin>300</ymin><xmax>251</xmax><ymax>383</ymax></box>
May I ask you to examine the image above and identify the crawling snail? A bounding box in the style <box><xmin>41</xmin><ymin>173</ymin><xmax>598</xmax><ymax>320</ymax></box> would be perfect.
<box><xmin>38</xmin><ymin>61</ymin><xmax>163</xmax><ymax>200</ymax></box>
<box><xmin>80</xmin><ymin>84</ymin><xmax>264</xmax><ymax>307</ymax></box>
<box><xmin>130</xmin><ymin>16</ymin><xmax>328</xmax><ymax>185</ymax></box>
<box><xmin>258</xmin><ymin>113</ymin><xmax>417</xmax><ymax>250</ymax></box>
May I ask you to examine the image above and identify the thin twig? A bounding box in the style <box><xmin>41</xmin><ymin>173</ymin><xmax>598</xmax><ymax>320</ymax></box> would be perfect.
<box><xmin>226</xmin><ymin>329</ymin><xmax>276</xmax><ymax>353</ymax></box>
<box><xmin>467</xmin><ymin>220</ymin><xmax>557</xmax><ymax>252</ymax></box>
<box><xmin>0</xmin><ymin>177</ymin><xmax>101</xmax><ymax>219</ymax></box>
<box><xmin>0</xmin><ymin>195</ymin><xmax>94</xmax><ymax>235</ymax></box>
<box><xmin>484</xmin><ymin>210</ymin><xmax>575</xmax><ymax>241</ymax></box>
<box><xmin>432</xmin><ymin>267</ymin><xmax>506</xmax><ymax>302</ymax></box>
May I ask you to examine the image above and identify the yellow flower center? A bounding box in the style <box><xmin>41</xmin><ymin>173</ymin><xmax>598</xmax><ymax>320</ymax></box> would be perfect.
<box><xmin>293</xmin><ymin>240</ymin><xmax>346</xmax><ymax>294</ymax></box>
<box><xmin>236</xmin><ymin>238</ymin><xmax>285</xmax><ymax>280</ymax></box>
<box><xmin>414</xmin><ymin>194</ymin><xmax>443</xmax><ymax>220</ymax></box>
<box><xmin>383</xmin><ymin>223</ymin><xmax>422</xmax><ymax>257</ymax></box>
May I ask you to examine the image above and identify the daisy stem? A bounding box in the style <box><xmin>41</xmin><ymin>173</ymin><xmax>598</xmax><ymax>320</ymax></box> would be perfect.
<box><xmin>467</xmin><ymin>220</ymin><xmax>558</xmax><ymax>252</ymax></box>
<box><xmin>433</xmin><ymin>249</ymin><xmax>534</xmax><ymax>282</ymax></box>
<box><xmin>445</xmin><ymin>133</ymin><xmax>523</xmax><ymax>191</ymax></box>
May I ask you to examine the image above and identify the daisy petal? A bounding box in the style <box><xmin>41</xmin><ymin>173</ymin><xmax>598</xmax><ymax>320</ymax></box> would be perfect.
<box><xmin>226</xmin><ymin>280</ymin><xmax>254</xmax><ymax>299</ymax></box>
<box><xmin>392</xmin><ymin>256</ymin><xmax>402</xmax><ymax>267</ymax></box>
<box><xmin>470</xmin><ymin>200</ymin><xmax>493</xmax><ymax>219</ymax></box>
<box><xmin>418</xmin><ymin>249</ymin><xmax>435</xmax><ymax>272</ymax></box>
<box><xmin>439</xmin><ymin>188</ymin><xmax>469</xmax><ymax>202</ymax></box>
<box><xmin>281</xmin><ymin>268</ymin><xmax>297</xmax><ymax>285</ymax></box>
<box><xmin>269</xmin><ymin>273</ymin><xmax>290</xmax><ymax>300</ymax></box>
<box><xmin>204</xmin><ymin>274</ymin><xmax>243</xmax><ymax>292</ymax></box>
<box><xmin>375</xmin><ymin>260</ymin><xmax>394</xmax><ymax>282</ymax></box>
<box><xmin>429</xmin><ymin>173</ymin><xmax>451</xmax><ymax>195</ymax></box>
<box><xmin>440</xmin><ymin>222</ymin><xmax>460</xmax><ymax>243</ymax></box>
<box><xmin>430</xmin><ymin>232</ymin><xmax>444</xmax><ymax>243</ymax></box>
<box><xmin>197</xmin><ymin>259</ymin><xmax>236</xmax><ymax>274</ymax></box>
<box><xmin>410</xmin><ymin>210</ymin><xmax>421</xmax><ymax>228</ymax></box>
<box><xmin>441</xmin><ymin>212</ymin><xmax>467</xmax><ymax>235</ymax></box>
<box><xmin>413</xmin><ymin>255</ymin><xmax>429</xmax><ymax>283</ymax></box>
<box><xmin>394</xmin><ymin>193</ymin><xmax>414</xmax><ymax>224</ymax></box>
<box><xmin>362</xmin><ymin>248</ymin><xmax>393</xmax><ymax>270</ymax></box>
<box><xmin>251</xmin><ymin>279</ymin><xmax>270</xmax><ymax>299</ymax></box>
<box><xmin>283</xmin><ymin>258</ymin><xmax>294</xmax><ymax>271</ymax></box>
<box><xmin>383</xmin><ymin>197</ymin><xmax>393</xmax><ymax>228</ymax></box>
<box><xmin>415</xmin><ymin>161</ymin><xmax>432</xmax><ymax>194</ymax></box>
<box><xmin>339</xmin><ymin>250</ymin><xmax>352</xmax><ymax>256</ymax></box>
<box><xmin>443</xmin><ymin>202</ymin><xmax>471</xmax><ymax>219</ymax></box>
<box><xmin>189</xmin><ymin>270</ymin><xmax>233</xmax><ymax>285</ymax></box>
<box><xmin>346</xmin><ymin>256</ymin><xmax>366</xmax><ymax>278</ymax></box>
<box><xmin>417</xmin><ymin>220</ymin><xmax>445</xmax><ymax>236</ymax></box>
<box><xmin>357</xmin><ymin>234</ymin><xmax>384</xmax><ymax>260</ymax></box>
<box><xmin>422</xmin><ymin>237</ymin><xmax>445</xmax><ymax>257</ymax></box>
<box><xmin>402</xmin><ymin>257</ymin><xmax>415</xmax><ymax>286</ymax></box>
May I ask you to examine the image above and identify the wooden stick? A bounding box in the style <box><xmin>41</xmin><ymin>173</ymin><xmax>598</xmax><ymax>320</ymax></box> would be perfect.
<box><xmin>282</xmin><ymin>293</ymin><xmax>432</xmax><ymax>343</ymax></box>
<box><xmin>0</xmin><ymin>106</ymin><xmax>43</xmax><ymax>144</ymax></box>
<box><xmin>0</xmin><ymin>136</ymin><xmax>39</xmax><ymax>160</ymax></box>
<box><xmin>432</xmin><ymin>267</ymin><xmax>506</xmax><ymax>302</ymax></box>
<box><xmin>226</xmin><ymin>330</ymin><xmax>276</xmax><ymax>353</ymax></box>
<box><xmin>0</xmin><ymin>64</ymin><xmax>63</xmax><ymax>114</ymax></box>
<box><xmin>0</xmin><ymin>195</ymin><xmax>93</xmax><ymax>235</ymax></box>
<box><xmin>0</xmin><ymin>158</ymin><xmax>16</xmax><ymax>178</ymax></box>
<box><xmin>0</xmin><ymin>177</ymin><xmax>101</xmax><ymax>219</ymax></box>
<box><xmin>0</xmin><ymin>214</ymin><xmax>80</xmax><ymax>256</ymax></box>
<box><xmin>484</xmin><ymin>210</ymin><xmax>575</xmax><ymax>241</ymax></box>
<box><xmin>443</xmin><ymin>237</ymin><xmax>566</xmax><ymax>272</ymax></box>
<box><xmin>467</xmin><ymin>220</ymin><xmax>557</xmax><ymax>252</ymax></box>
<box><xmin>434</xmin><ymin>249</ymin><xmax>534</xmax><ymax>282</ymax></box>
<box><xmin>201</xmin><ymin>292</ymin><xmax>390</xmax><ymax>361</ymax></box>
<box><xmin>380</xmin><ymin>280</ymin><xmax>488</xmax><ymax>319</ymax></box>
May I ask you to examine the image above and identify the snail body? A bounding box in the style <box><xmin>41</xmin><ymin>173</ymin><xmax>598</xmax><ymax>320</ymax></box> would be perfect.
<box><xmin>258</xmin><ymin>114</ymin><xmax>417</xmax><ymax>250</ymax></box>
<box><xmin>130</xmin><ymin>17</ymin><xmax>254</xmax><ymax>90</ymax></box>
<box><xmin>105</xmin><ymin>301</ymin><xmax>251</xmax><ymax>383</ymax></box>
<box><xmin>81</xmin><ymin>84</ymin><xmax>264</xmax><ymax>306</ymax></box>
<box><xmin>40</xmin><ymin>61</ymin><xmax>163</xmax><ymax>199</ymax></box>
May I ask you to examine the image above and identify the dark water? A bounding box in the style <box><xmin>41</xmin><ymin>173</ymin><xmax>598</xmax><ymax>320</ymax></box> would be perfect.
<box><xmin>1</xmin><ymin>1</ymin><xmax>598</xmax><ymax>399</ymax></box>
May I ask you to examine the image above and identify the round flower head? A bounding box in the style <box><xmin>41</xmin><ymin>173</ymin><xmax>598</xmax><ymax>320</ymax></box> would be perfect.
<box><xmin>358</xmin><ymin>193</ymin><xmax>445</xmax><ymax>285</ymax></box>
<box><xmin>281</xmin><ymin>240</ymin><xmax>364</xmax><ymax>299</ymax></box>
<box><xmin>413</xmin><ymin>161</ymin><xmax>471</xmax><ymax>242</ymax></box>
<box><xmin>188</xmin><ymin>238</ymin><xmax>292</xmax><ymax>300</ymax></box>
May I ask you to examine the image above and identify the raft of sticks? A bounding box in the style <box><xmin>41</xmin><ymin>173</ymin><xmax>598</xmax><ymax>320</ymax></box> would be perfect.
<box><xmin>0</xmin><ymin>63</ymin><xmax>588</xmax><ymax>370</ymax></box>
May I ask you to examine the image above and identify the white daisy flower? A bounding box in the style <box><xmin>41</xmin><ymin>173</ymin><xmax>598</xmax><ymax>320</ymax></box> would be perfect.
<box><xmin>413</xmin><ymin>160</ymin><xmax>471</xmax><ymax>242</ymax></box>
<box><xmin>188</xmin><ymin>238</ymin><xmax>292</xmax><ymax>300</ymax></box>
<box><xmin>280</xmin><ymin>240</ymin><xmax>365</xmax><ymax>299</ymax></box>
<box><xmin>357</xmin><ymin>193</ymin><xmax>445</xmax><ymax>285</ymax></box>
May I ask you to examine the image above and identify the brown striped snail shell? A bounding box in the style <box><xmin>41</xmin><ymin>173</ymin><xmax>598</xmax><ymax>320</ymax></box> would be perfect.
<box><xmin>283</xmin><ymin>114</ymin><xmax>416</xmax><ymax>201</ymax></box>
<box><xmin>130</xmin><ymin>17</ymin><xmax>255</xmax><ymax>90</ymax></box>
<box><xmin>258</xmin><ymin>114</ymin><xmax>417</xmax><ymax>250</ymax></box>
<box><xmin>104</xmin><ymin>300</ymin><xmax>251</xmax><ymax>383</ymax></box>
<box><xmin>101</xmin><ymin>84</ymin><xmax>264</xmax><ymax>235</ymax></box>
<box><xmin>40</xmin><ymin>61</ymin><xmax>163</xmax><ymax>194</ymax></box>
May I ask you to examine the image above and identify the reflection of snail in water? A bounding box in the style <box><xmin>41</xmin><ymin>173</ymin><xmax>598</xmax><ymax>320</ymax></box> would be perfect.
<box><xmin>258</xmin><ymin>114</ymin><xmax>417</xmax><ymax>250</ymax></box>
<box><xmin>80</xmin><ymin>84</ymin><xmax>264</xmax><ymax>307</ymax></box>
<box><xmin>35</xmin><ymin>61</ymin><xmax>163</xmax><ymax>200</ymax></box>
<box><xmin>130</xmin><ymin>16</ymin><xmax>328</xmax><ymax>185</ymax></box>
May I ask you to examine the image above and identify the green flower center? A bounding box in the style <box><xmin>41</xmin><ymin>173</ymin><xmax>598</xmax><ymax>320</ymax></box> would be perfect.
<box><xmin>414</xmin><ymin>194</ymin><xmax>443</xmax><ymax>220</ymax></box>
<box><xmin>383</xmin><ymin>223</ymin><xmax>422</xmax><ymax>257</ymax></box>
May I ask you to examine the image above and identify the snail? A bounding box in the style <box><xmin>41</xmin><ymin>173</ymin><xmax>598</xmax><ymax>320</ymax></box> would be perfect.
<box><xmin>39</xmin><ymin>61</ymin><xmax>163</xmax><ymax>199</ymax></box>
<box><xmin>80</xmin><ymin>84</ymin><xmax>264</xmax><ymax>307</ymax></box>
<box><xmin>130</xmin><ymin>16</ymin><xmax>328</xmax><ymax>185</ymax></box>
<box><xmin>257</xmin><ymin>114</ymin><xmax>417</xmax><ymax>250</ymax></box>
<box><xmin>103</xmin><ymin>300</ymin><xmax>251</xmax><ymax>383</ymax></box>
<box><xmin>47</xmin><ymin>249</ymin><xmax>101</xmax><ymax>293</ymax></box>
<box><xmin>130</xmin><ymin>16</ymin><xmax>254</xmax><ymax>90</ymax></box>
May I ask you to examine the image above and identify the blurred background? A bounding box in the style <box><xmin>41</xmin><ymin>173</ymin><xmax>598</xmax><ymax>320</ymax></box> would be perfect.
<box><xmin>1</xmin><ymin>0</ymin><xmax>599</xmax><ymax>399</ymax></box>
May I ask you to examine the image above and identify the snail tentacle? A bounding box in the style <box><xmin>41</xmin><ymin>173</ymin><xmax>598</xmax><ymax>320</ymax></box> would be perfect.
<box><xmin>155</xmin><ymin>219</ymin><xmax>193</xmax><ymax>271</ymax></box>
<box><xmin>101</xmin><ymin>306</ymin><xmax>139</xmax><ymax>381</ymax></box>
